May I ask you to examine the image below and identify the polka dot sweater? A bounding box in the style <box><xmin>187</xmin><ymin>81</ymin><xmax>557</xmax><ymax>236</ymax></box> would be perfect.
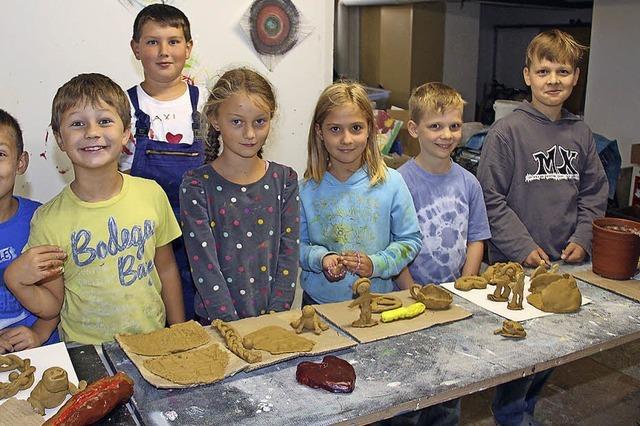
<box><xmin>179</xmin><ymin>162</ymin><xmax>300</xmax><ymax>321</ymax></box>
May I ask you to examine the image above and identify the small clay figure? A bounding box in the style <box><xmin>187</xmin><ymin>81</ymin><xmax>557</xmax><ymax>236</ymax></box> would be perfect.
<box><xmin>454</xmin><ymin>276</ymin><xmax>488</xmax><ymax>291</ymax></box>
<box><xmin>28</xmin><ymin>367</ymin><xmax>87</xmax><ymax>415</ymax></box>
<box><xmin>482</xmin><ymin>262</ymin><xmax>505</xmax><ymax>283</ymax></box>
<box><xmin>487</xmin><ymin>262</ymin><xmax>521</xmax><ymax>302</ymax></box>
<box><xmin>349</xmin><ymin>278</ymin><xmax>378</xmax><ymax>328</ymax></box>
<box><xmin>370</xmin><ymin>295</ymin><xmax>402</xmax><ymax>313</ymax></box>
<box><xmin>530</xmin><ymin>260</ymin><xmax>548</xmax><ymax>280</ymax></box>
<box><xmin>290</xmin><ymin>306</ymin><xmax>330</xmax><ymax>335</ymax></box>
<box><xmin>494</xmin><ymin>320</ymin><xmax>526</xmax><ymax>338</ymax></box>
<box><xmin>507</xmin><ymin>272</ymin><xmax>525</xmax><ymax>310</ymax></box>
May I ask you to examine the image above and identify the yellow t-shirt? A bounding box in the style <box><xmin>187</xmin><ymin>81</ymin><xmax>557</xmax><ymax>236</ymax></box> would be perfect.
<box><xmin>27</xmin><ymin>174</ymin><xmax>181</xmax><ymax>345</ymax></box>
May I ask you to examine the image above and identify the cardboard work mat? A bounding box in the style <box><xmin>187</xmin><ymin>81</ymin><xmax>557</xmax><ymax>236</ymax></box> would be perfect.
<box><xmin>209</xmin><ymin>309</ymin><xmax>358</xmax><ymax>372</ymax></box>
<box><xmin>573</xmin><ymin>269</ymin><xmax>640</xmax><ymax>302</ymax></box>
<box><xmin>442</xmin><ymin>277</ymin><xmax>591</xmax><ymax>322</ymax></box>
<box><xmin>116</xmin><ymin>327</ymin><xmax>247</xmax><ymax>389</ymax></box>
<box><xmin>314</xmin><ymin>289</ymin><xmax>472</xmax><ymax>343</ymax></box>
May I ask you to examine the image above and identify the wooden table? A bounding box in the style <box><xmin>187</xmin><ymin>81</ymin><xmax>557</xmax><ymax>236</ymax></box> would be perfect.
<box><xmin>101</xmin><ymin>270</ymin><xmax>640</xmax><ymax>425</ymax></box>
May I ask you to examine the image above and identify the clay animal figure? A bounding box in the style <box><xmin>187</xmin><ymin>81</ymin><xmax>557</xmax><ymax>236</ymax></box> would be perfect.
<box><xmin>410</xmin><ymin>284</ymin><xmax>453</xmax><ymax>310</ymax></box>
<box><xmin>290</xmin><ymin>306</ymin><xmax>330</xmax><ymax>335</ymax></box>
<box><xmin>529</xmin><ymin>264</ymin><xmax>561</xmax><ymax>293</ymax></box>
<box><xmin>380</xmin><ymin>302</ymin><xmax>426</xmax><ymax>322</ymax></box>
<box><xmin>494</xmin><ymin>320</ymin><xmax>526</xmax><ymax>338</ymax></box>
<box><xmin>349</xmin><ymin>278</ymin><xmax>378</xmax><ymax>328</ymax></box>
<box><xmin>487</xmin><ymin>262</ymin><xmax>522</xmax><ymax>302</ymax></box>
<box><xmin>507</xmin><ymin>272</ymin><xmax>525</xmax><ymax>310</ymax></box>
<box><xmin>527</xmin><ymin>274</ymin><xmax>582</xmax><ymax>313</ymax></box>
<box><xmin>454</xmin><ymin>276</ymin><xmax>488</xmax><ymax>291</ymax></box>
<box><xmin>482</xmin><ymin>262</ymin><xmax>505</xmax><ymax>282</ymax></box>
<box><xmin>28</xmin><ymin>367</ymin><xmax>87</xmax><ymax>415</ymax></box>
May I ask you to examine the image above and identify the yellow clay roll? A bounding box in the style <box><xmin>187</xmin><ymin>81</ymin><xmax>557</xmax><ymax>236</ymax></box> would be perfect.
<box><xmin>380</xmin><ymin>302</ymin><xmax>426</xmax><ymax>322</ymax></box>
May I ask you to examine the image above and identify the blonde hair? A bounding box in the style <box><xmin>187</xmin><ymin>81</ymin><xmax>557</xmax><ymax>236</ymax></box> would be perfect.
<box><xmin>526</xmin><ymin>29</ymin><xmax>587</xmax><ymax>69</ymax></box>
<box><xmin>51</xmin><ymin>73</ymin><xmax>131</xmax><ymax>134</ymax></box>
<box><xmin>305</xmin><ymin>81</ymin><xmax>386</xmax><ymax>185</ymax></box>
<box><xmin>409</xmin><ymin>82</ymin><xmax>465</xmax><ymax>122</ymax></box>
<box><xmin>202</xmin><ymin>68</ymin><xmax>276</xmax><ymax>161</ymax></box>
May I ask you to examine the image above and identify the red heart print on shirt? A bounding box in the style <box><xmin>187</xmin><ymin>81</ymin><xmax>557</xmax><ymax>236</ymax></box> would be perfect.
<box><xmin>166</xmin><ymin>132</ymin><xmax>183</xmax><ymax>144</ymax></box>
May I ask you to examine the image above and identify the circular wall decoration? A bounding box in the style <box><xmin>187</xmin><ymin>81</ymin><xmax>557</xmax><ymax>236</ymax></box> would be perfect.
<box><xmin>249</xmin><ymin>0</ymin><xmax>300</xmax><ymax>56</ymax></box>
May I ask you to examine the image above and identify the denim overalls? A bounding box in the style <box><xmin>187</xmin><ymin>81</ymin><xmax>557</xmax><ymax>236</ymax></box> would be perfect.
<box><xmin>128</xmin><ymin>85</ymin><xmax>204</xmax><ymax>320</ymax></box>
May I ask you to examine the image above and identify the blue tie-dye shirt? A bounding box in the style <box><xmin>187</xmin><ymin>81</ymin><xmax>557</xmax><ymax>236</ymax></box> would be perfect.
<box><xmin>299</xmin><ymin>167</ymin><xmax>422</xmax><ymax>303</ymax></box>
<box><xmin>398</xmin><ymin>160</ymin><xmax>491</xmax><ymax>284</ymax></box>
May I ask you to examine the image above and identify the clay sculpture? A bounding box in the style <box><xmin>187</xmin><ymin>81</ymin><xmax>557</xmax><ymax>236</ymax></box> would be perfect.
<box><xmin>507</xmin><ymin>272</ymin><xmax>525</xmax><ymax>311</ymax></box>
<box><xmin>494</xmin><ymin>320</ymin><xmax>526</xmax><ymax>338</ymax></box>
<box><xmin>529</xmin><ymin>264</ymin><xmax>561</xmax><ymax>293</ymax></box>
<box><xmin>212</xmin><ymin>319</ymin><xmax>262</xmax><ymax>363</ymax></box>
<box><xmin>28</xmin><ymin>367</ymin><xmax>87</xmax><ymax>415</ymax></box>
<box><xmin>487</xmin><ymin>262</ymin><xmax>522</xmax><ymax>302</ymax></box>
<box><xmin>527</xmin><ymin>274</ymin><xmax>582</xmax><ymax>313</ymax></box>
<box><xmin>0</xmin><ymin>355</ymin><xmax>36</xmax><ymax>400</ymax></box>
<box><xmin>410</xmin><ymin>284</ymin><xmax>453</xmax><ymax>310</ymax></box>
<box><xmin>290</xmin><ymin>306</ymin><xmax>330</xmax><ymax>335</ymax></box>
<box><xmin>380</xmin><ymin>302</ymin><xmax>426</xmax><ymax>322</ymax></box>
<box><xmin>43</xmin><ymin>372</ymin><xmax>134</xmax><ymax>426</ymax></box>
<box><xmin>370</xmin><ymin>295</ymin><xmax>403</xmax><ymax>313</ymax></box>
<box><xmin>117</xmin><ymin>320</ymin><xmax>210</xmax><ymax>356</ymax></box>
<box><xmin>530</xmin><ymin>260</ymin><xmax>549</xmax><ymax>279</ymax></box>
<box><xmin>482</xmin><ymin>262</ymin><xmax>505</xmax><ymax>282</ymax></box>
<box><xmin>296</xmin><ymin>355</ymin><xmax>356</xmax><ymax>393</ymax></box>
<box><xmin>349</xmin><ymin>278</ymin><xmax>378</xmax><ymax>328</ymax></box>
<box><xmin>144</xmin><ymin>344</ymin><xmax>230</xmax><ymax>385</ymax></box>
<box><xmin>454</xmin><ymin>276</ymin><xmax>488</xmax><ymax>291</ymax></box>
<box><xmin>243</xmin><ymin>326</ymin><xmax>316</xmax><ymax>354</ymax></box>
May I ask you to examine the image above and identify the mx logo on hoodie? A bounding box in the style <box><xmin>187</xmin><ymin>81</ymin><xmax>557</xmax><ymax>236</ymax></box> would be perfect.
<box><xmin>525</xmin><ymin>145</ymin><xmax>579</xmax><ymax>182</ymax></box>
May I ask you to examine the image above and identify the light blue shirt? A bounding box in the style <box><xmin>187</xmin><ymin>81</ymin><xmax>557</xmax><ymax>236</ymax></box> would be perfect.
<box><xmin>299</xmin><ymin>167</ymin><xmax>422</xmax><ymax>303</ymax></box>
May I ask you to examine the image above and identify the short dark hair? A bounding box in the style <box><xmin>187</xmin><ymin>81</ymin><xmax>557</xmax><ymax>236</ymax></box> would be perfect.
<box><xmin>51</xmin><ymin>73</ymin><xmax>131</xmax><ymax>134</ymax></box>
<box><xmin>0</xmin><ymin>109</ymin><xmax>24</xmax><ymax>157</ymax></box>
<box><xmin>132</xmin><ymin>3</ymin><xmax>191</xmax><ymax>42</ymax></box>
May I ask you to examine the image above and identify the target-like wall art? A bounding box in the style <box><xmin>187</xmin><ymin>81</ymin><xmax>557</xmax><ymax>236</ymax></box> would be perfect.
<box><xmin>241</xmin><ymin>0</ymin><xmax>313</xmax><ymax>71</ymax></box>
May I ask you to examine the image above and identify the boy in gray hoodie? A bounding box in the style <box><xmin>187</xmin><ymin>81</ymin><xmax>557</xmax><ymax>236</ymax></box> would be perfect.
<box><xmin>477</xmin><ymin>29</ymin><xmax>608</xmax><ymax>425</ymax></box>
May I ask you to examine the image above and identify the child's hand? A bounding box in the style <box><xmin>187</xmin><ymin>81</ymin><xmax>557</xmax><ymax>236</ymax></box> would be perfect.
<box><xmin>342</xmin><ymin>251</ymin><xmax>373</xmax><ymax>278</ymax></box>
<box><xmin>0</xmin><ymin>326</ymin><xmax>40</xmax><ymax>352</ymax></box>
<box><xmin>0</xmin><ymin>337</ymin><xmax>13</xmax><ymax>354</ymax></box>
<box><xmin>523</xmin><ymin>247</ymin><xmax>550</xmax><ymax>267</ymax></box>
<box><xmin>10</xmin><ymin>245</ymin><xmax>66</xmax><ymax>286</ymax></box>
<box><xmin>322</xmin><ymin>254</ymin><xmax>346</xmax><ymax>282</ymax></box>
<box><xmin>561</xmin><ymin>242</ymin><xmax>586</xmax><ymax>263</ymax></box>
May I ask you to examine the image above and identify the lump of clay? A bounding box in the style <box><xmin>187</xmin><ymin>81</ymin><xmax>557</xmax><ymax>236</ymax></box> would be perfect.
<box><xmin>290</xmin><ymin>306</ymin><xmax>330</xmax><ymax>335</ymax></box>
<box><xmin>144</xmin><ymin>344</ymin><xmax>229</xmax><ymax>385</ymax></box>
<box><xmin>117</xmin><ymin>320</ymin><xmax>210</xmax><ymax>356</ymax></box>
<box><xmin>296</xmin><ymin>355</ymin><xmax>356</xmax><ymax>393</ymax></box>
<box><xmin>380</xmin><ymin>302</ymin><xmax>425</xmax><ymax>322</ymax></box>
<box><xmin>454</xmin><ymin>276</ymin><xmax>488</xmax><ymax>291</ymax></box>
<box><xmin>243</xmin><ymin>326</ymin><xmax>315</xmax><ymax>354</ymax></box>
<box><xmin>527</xmin><ymin>275</ymin><xmax>582</xmax><ymax>313</ymax></box>
<box><xmin>410</xmin><ymin>284</ymin><xmax>453</xmax><ymax>310</ymax></box>
<box><xmin>28</xmin><ymin>367</ymin><xmax>87</xmax><ymax>415</ymax></box>
<box><xmin>494</xmin><ymin>320</ymin><xmax>526</xmax><ymax>338</ymax></box>
<box><xmin>529</xmin><ymin>266</ymin><xmax>562</xmax><ymax>294</ymax></box>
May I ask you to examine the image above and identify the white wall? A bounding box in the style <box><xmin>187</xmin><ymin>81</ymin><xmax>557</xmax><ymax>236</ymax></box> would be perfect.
<box><xmin>1</xmin><ymin>0</ymin><xmax>334</xmax><ymax>203</ymax></box>
<box><xmin>584</xmin><ymin>0</ymin><xmax>640</xmax><ymax>168</ymax></box>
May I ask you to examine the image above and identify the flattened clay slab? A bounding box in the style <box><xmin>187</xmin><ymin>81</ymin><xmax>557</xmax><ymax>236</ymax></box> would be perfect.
<box><xmin>0</xmin><ymin>398</ymin><xmax>44</xmax><ymax>426</ymax></box>
<box><xmin>143</xmin><ymin>344</ymin><xmax>229</xmax><ymax>385</ymax></box>
<box><xmin>116</xmin><ymin>320</ymin><xmax>210</xmax><ymax>356</ymax></box>
<box><xmin>296</xmin><ymin>355</ymin><xmax>356</xmax><ymax>393</ymax></box>
<box><xmin>243</xmin><ymin>326</ymin><xmax>315</xmax><ymax>354</ymax></box>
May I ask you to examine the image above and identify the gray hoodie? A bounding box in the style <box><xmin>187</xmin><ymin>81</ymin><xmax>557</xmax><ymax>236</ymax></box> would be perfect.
<box><xmin>477</xmin><ymin>101</ymin><xmax>608</xmax><ymax>263</ymax></box>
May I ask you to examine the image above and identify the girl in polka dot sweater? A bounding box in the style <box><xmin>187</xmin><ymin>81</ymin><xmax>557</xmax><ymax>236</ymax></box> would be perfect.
<box><xmin>299</xmin><ymin>81</ymin><xmax>422</xmax><ymax>304</ymax></box>
<box><xmin>179</xmin><ymin>68</ymin><xmax>299</xmax><ymax>322</ymax></box>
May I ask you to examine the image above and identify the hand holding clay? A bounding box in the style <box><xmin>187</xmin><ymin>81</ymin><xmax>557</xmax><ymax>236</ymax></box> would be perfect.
<box><xmin>523</xmin><ymin>247</ymin><xmax>550</xmax><ymax>267</ymax></box>
<box><xmin>341</xmin><ymin>251</ymin><xmax>373</xmax><ymax>278</ymax></box>
<box><xmin>561</xmin><ymin>242</ymin><xmax>586</xmax><ymax>263</ymax></box>
<box><xmin>0</xmin><ymin>338</ymin><xmax>12</xmax><ymax>354</ymax></box>
<box><xmin>0</xmin><ymin>326</ymin><xmax>42</xmax><ymax>352</ymax></box>
<box><xmin>322</xmin><ymin>254</ymin><xmax>346</xmax><ymax>281</ymax></box>
<box><xmin>5</xmin><ymin>245</ymin><xmax>66</xmax><ymax>286</ymax></box>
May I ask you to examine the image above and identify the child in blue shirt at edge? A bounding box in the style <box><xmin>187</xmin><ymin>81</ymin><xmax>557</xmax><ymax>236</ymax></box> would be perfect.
<box><xmin>392</xmin><ymin>83</ymin><xmax>491</xmax><ymax>425</ymax></box>
<box><xmin>397</xmin><ymin>82</ymin><xmax>491</xmax><ymax>289</ymax></box>
<box><xmin>0</xmin><ymin>109</ymin><xmax>60</xmax><ymax>352</ymax></box>
<box><xmin>477</xmin><ymin>30</ymin><xmax>608</xmax><ymax>426</ymax></box>
<box><xmin>299</xmin><ymin>81</ymin><xmax>422</xmax><ymax>305</ymax></box>
<box><xmin>119</xmin><ymin>4</ymin><xmax>206</xmax><ymax>320</ymax></box>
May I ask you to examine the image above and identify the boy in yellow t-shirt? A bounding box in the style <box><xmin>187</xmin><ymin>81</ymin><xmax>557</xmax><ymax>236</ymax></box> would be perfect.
<box><xmin>5</xmin><ymin>73</ymin><xmax>185</xmax><ymax>345</ymax></box>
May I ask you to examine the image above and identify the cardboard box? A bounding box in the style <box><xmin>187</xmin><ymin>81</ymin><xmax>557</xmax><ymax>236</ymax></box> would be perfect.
<box><xmin>631</xmin><ymin>144</ymin><xmax>640</xmax><ymax>165</ymax></box>
<box><xmin>388</xmin><ymin>109</ymin><xmax>420</xmax><ymax>157</ymax></box>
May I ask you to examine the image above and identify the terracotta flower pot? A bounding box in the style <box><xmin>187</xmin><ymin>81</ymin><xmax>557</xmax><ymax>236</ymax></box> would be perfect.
<box><xmin>592</xmin><ymin>218</ymin><xmax>640</xmax><ymax>280</ymax></box>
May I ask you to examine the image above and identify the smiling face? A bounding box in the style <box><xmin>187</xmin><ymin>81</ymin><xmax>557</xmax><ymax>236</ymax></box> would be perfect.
<box><xmin>524</xmin><ymin>56</ymin><xmax>579</xmax><ymax>119</ymax></box>
<box><xmin>131</xmin><ymin>20</ymin><xmax>192</xmax><ymax>86</ymax></box>
<box><xmin>409</xmin><ymin>107</ymin><xmax>463</xmax><ymax>172</ymax></box>
<box><xmin>315</xmin><ymin>103</ymin><xmax>369</xmax><ymax>177</ymax></box>
<box><xmin>55</xmin><ymin>99</ymin><xmax>130</xmax><ymax>175</ymax></box>
<box><xmin>209</xmin><ymin>92</ymin><xmax>272</xmax><ymax>162</ymax></box>
<box><xmin>0</xmin><ymin>125</ymin><xmax>28</xmax><ymax>206</ymax></box>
